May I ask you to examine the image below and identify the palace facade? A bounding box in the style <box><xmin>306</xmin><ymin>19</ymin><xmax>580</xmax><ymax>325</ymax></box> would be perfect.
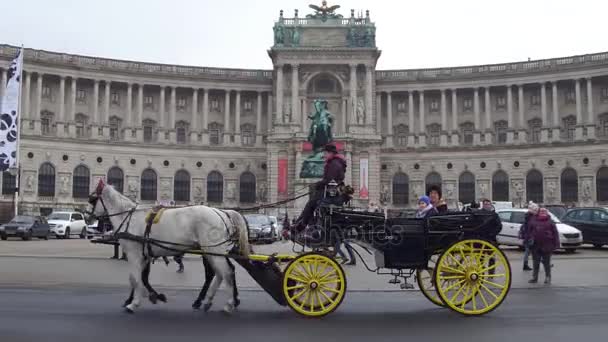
<box><xmin>1</xmin><ymin>6</ymin><xmax>608</xmax><ymax>218</ymax></box>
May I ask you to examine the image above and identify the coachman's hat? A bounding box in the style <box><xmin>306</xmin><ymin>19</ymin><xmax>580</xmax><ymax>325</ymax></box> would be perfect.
<box><xmin>324</xmin><ymin>144</ymin><xmax>338</xmax><ymax>153</ymax></box>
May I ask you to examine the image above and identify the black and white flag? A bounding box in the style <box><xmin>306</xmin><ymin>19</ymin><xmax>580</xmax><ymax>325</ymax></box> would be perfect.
<box><xmin>0</xmin><ymin>48</ymin><xmax>23</xmax><ymax>172</ymax></box>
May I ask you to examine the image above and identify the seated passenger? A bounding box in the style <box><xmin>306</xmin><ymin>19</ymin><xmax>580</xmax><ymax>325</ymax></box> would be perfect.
<box><xmin>427</xmin><ymin>185</ymin><xmax>448</xmax><ymax>214</ymax></box>
<box><xmin>415</xmin><ymin>195</ymin><xmax>439</xmax><ymax>219</ymax></box>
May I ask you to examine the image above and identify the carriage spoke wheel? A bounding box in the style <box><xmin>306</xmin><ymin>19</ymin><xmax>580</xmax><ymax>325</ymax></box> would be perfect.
<box><xmin>417</xmin><ymin>253</ymin><xmax>474</xmax><ymax>308</ymax></box>
<box><xmin>282</xmin><ymin>253</ymin><xmax>347</xmax><ymax>317</ymax></box>
<box><xmin>435</xmin><ymin>239</ymin><xmax>511</xmax><ymax>316</ymax></box>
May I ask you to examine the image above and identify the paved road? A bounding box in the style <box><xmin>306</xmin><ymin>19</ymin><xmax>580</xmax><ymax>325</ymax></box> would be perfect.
<box><xmin>1</xmin><ymin>286</ymin><xmax>607</xmax><ymax>342</ymax></box>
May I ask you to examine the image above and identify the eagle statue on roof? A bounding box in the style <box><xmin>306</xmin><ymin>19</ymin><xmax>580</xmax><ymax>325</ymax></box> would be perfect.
<box><xmin>307</xmin><ymin>1</ymin><xmax>343</xmax><ymax>20</ymax></box>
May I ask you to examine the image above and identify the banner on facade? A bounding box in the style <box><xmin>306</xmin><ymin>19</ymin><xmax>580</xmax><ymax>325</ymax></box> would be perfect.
<box><xmin>0</xmin><ymin>48</ymin><xmax>23</xmax><ymax>172</ymax></box>
<box><xmin>278</xmin><ymin>158</ymin><xmax>288</xmax><ymax>195</ymax></box>
<box><xmin>359</xmin><ymin>158</ymin><xmax>369</xmax><ymax>199</ymax></box>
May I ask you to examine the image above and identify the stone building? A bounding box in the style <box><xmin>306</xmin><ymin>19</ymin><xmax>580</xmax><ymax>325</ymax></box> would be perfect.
<box><xmin>1</xmin><ymin>5</ymin><xmax>607</xmax><ymax>218</ymax></box>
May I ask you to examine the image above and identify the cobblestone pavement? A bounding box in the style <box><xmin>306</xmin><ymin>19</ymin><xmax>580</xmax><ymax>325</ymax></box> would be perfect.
<box><xmin>1</xmin><ymin>239</ymin><xmax>607</xmax><ymax>291</ymax></box>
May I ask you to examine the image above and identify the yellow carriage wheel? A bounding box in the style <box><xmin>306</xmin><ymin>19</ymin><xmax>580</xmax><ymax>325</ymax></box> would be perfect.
<box><xmin>417</xmin><ymin>253</ymin><xmax>474</xmax><ymax>308</ymax></box>
<box><xmin>282</xmin><ymin>253</ymin><xmax>347</xmax><ymax>318</ymax></box>
<box><xmin>435</xmin><ymin>239</ymin><xmax>511</xmax><ymax>316</ymax></box>
<box><xmin>416</xmin><ymin>254</ymin><xmax>444</xmax><ymax>307</ymax></box>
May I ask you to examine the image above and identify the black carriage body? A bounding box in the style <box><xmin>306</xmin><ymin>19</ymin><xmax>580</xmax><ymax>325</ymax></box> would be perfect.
<box><xmin>321</xmin><ymin>206</ymin><xmax>501</xmax><ymax>270</ymax></box>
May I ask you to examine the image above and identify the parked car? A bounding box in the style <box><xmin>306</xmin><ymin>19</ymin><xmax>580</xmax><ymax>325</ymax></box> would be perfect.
<box><xmin>496</xmin><ymin>208</ymin><xmax>583</xmax><ymax>253</ymax></box>
<box><xmin>0</xmin><ymin>215</ymin><xmax>50</xmax><ymax>240</ymax></box>
<box><xmin>47</xmin><ymin>211</ymin><xmax>88</xmax><ymax>239</ymax></box>
<box><xmin>543</xmin><ymin>204</ymin><xmax>569</xmax><ymax>220</ymax></box>
<box><xmin>244</xmin><ymin>214</ymin><xmax>276</xmax><ymax>243</ymax></box>
<box><xmin>86</xmin><ymin>219</ymin><xmax>114</xmax><ymax>238</ymax></box>
<box><xmin>560</xmin><ymin>207</ymin><xmax>608</xmax><ymax>248</ymax></box>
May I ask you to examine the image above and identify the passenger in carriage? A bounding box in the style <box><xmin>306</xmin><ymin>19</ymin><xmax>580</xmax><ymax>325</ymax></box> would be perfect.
<box><xmin>427</xmin><ymin>185</ymin><xmax>448</xmax><ymax>214</ymax></box>
<box><xmin>293</xmin><ymin>143</ymin><xmax>347</xmax><ymax>231</ymax></box>
<box><xmin>415</xmin><ymin>195</ymin><xmax>439</xmax><ymax>219</ymax></box>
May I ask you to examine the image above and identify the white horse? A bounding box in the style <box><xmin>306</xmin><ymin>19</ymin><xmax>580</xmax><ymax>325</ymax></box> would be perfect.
<box><xmin>89</xmin><ymin>179</ymin><xmax>249</xmax><ymax>314</ymax></box>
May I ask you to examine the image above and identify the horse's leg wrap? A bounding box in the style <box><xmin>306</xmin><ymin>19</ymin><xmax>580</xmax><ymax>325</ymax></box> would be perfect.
<box><xmin>193</xmin><ymin>257</ymin><xmax>215</xmax><ymax>310</ymax></box>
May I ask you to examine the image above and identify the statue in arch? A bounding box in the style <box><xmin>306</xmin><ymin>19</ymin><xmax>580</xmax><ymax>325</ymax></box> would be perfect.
<box><xmin>300</xmin><ymin>99</ymin><xmax>335</xmax><ymax>178</ymax></box>
<box><xmin>356</xmin><ymin>98</ymin><xmax>365</xmax><ymax>124</ymax></box>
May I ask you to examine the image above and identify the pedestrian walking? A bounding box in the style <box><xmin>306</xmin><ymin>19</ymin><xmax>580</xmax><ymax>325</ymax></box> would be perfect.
<box><xmin>524</xmin><ymin>208</ymin><xmax>560</xmax><ymax>284</ymax></box>
<box><xmin>519</xmin><ymin>202</ymin><xmax>539</xmax><ymax>271</ymax></box>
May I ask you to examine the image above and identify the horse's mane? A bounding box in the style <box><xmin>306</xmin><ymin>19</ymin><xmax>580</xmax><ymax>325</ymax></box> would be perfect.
<box><xmin>103</xmin><ymin>184</ymin><xmax>138</xmax><ymax>211</ymax></box>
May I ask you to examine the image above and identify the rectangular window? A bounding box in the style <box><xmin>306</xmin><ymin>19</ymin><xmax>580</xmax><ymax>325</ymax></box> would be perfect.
<box><xmin>530</xmin><ymin>94</ymin><xmax>540</xmax><ymax>106</ymax></box>
<box><xmin>565</xmin><ymin>89</ymin><xmax>576</xmax><ymax>104</ymax></box>
<box><xmin>463</xmin><ymin>98</ymin><xmax>473</xmax><ymax>111</ymax></box>
<box><xmin>77</xmin><ymin>89</ymin><xmax>86</xmax><ymax>103</ymax></box>
<box><xmin>144</xmin><ymin>95</ymin><xmax>153</xmax><ymax>108</ymax></box>
<box><xmin>144</xmin><ymin>126</ymin><xmax>153</xmax><ymax>142</ymax></box>
<box><xmin>76</xmin><ymin>123</ymin><xmax>85</xmax><ymax>138</ymax></box>
<box><xmin>243</xmin><ymin>99</ymin><xmax>253</xmax><ymax>111</ymax></box>
<box><xmin>177</xmin><ymin>127</ymin><xmax>187</xmax><ymax>144</ymax></box>
<box><xmin>397</xmin><ymin>101</ymin><xmax>407</xmax><ymax>112</ymax></box>
<box><xmin>177</xmin><ymin>96</ymin><xmax>187</xmax><ymax>111</ymax></box>
<box><xmin>430</xmin><ymin>99</ymin><xmax>439</xmax><ymax>112</ymax></box>
<box><xmin>41</xmin><ymin>118</ymin><xmax>51</xmax><ymax>135</ymax></box>
<box><xmin>601</xmin><ymin>87</ymin><xmax>608</xmax><ymax>102</ymax></box>
<box><xmin>210</xmin><ymin>129</ymin><xmax>220</xmax><ymax>145</ymax></box>
<box><xmin>496</xmin><ymin>95</ymin><xmax>506</xmax><ymax>110</ymax></box>
<box><xmin>211</xmin><ymin>98</ymin><xmax>220</xmax><ymax>111</ymax></box>
<box><xmin>42</xmin><ymin>85</ymin><xmax>51</xmax><ymax>98</ymax></box>
<box><xmin>111</xmin><ymin>92</ymin><xmax>120</xmax><ymax>105</ymax></box>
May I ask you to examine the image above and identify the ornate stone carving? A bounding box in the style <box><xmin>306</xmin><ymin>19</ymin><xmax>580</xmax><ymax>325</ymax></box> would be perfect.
<box><xmin>160</xmin><ymin>178</ymin><xmax>172</xmax><ymax>200</ymax></box>
<box><xmin>411</xmin><ymin>181</ymin><xmax>424</xmax><ymax>203</ymax></box>
<box><xmin>545</xmin><ymin>178</ymin><xmax>558</xmax><ymax>203</ymax></box>
<box><xmin>257</xmin><ymin>181</ymin><xmax>268</xmax><ymax>202</ymax></box>
<box><xmin>478</xmin><ymin>180</ymin><xmax>489</xmax><ymax>199</ymax></box>
<box><xmin>511</xmin><ymin>179</ymin><xmax>524</xmax><ymax>204</ymax></box>
<box><xmin>127</xmin><ymin>177</ymin><xmax>139</xmax><ymax>200</ymax></box>
<box><xmin>226</xmin><ymin>182</ymin><xmax>237</xmax><ymax>200</ymax></box>
<box><xmin>581</xmin><ymin>177</ymin><xmax>593</xmax><ymax>203</ymax></box>
<box><xmin>356</xmin><ymin>98</ymin><xmax>365</xmax><ymax>124</ymax></box>
<box><xmin>59</xmin><ymin>175</ymin><xmax>70</xmax><ymax>195</ymax></box>
<box><xmin>379</xmin><ymin>183</ymin><xmax>390</xmax><ymax>205</ymax></box>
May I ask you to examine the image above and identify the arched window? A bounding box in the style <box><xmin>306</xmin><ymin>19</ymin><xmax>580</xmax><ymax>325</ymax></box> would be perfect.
<box><xmin>72</xmin><ymin>165</ymin><xmax>90</xmax><ymax>199</ymax></box>
<box><xmin>107</xmin><ymin>167</ymin><xmax>124</xmax><ymax>193</ymax></box>
<box><xmin>458</xmin><ymin>171</ymin><xmax>476</xmax><ymax>204</ymax></box>
<box><xmin>597</xmin><ymin>167</ymin><xmax>608</xmax><ymax>202</ymax></box>
<box><xmin>560</xmin><ymin>168</ymin><xmax>578</xmax><ymax>203</ymax></box>
<box><xmin>492</xmin><ymin>170</ymin><xmax>509</xmax><ymax>201</ymax></box>
<box><xmin>392</xmin><ymin>172</ymin><xmax>409</xmax><ymax>205</ymax></box>
<box><xmin>207</xmin><ymin>171</ymin><xmax>224</xmax><ymax>203</ymax></box>
<box><xmin>173</xmin><ymin>170</ymin><xmax>191</xmax><ymax>202</ymax></box>
<box><xmin>526</xmin><ymin>169</ymin><xmax>544</xmax><ymax>203</ymax></box>
<box><xmin>425</xmin><ymin>172</ymin><xmax>442</xmax><ymax>195</ymax></box>
<box><xmin>239</xmin><ymin>172</ymin><xmax>256</xmax><ymax>203</ymax></box>
<box><xmin>38</xmin><ymin>163</ymin><xmax>56</xmax><ymax>197</ymax></box>
<box><xmin>140</xmin><ymin>169</ymin><xmax>157</xmax><ymax>201</ymax></box>
<box><xmin>2</xmin><ymin>171</ymin><xmax>16</xmax><ymax>195</ymax></box>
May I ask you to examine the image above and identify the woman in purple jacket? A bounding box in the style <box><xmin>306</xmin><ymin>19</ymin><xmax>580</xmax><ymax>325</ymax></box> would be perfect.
<box><xmin>524</xmin><ymin>208</ymin><xmax>560</xmax><ymax>284</ymax></box>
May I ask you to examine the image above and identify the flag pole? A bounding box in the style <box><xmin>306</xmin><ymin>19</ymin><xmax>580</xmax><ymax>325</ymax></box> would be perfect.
<box><xmin>13</xmin><ymin>46</ymin><xmax>24</xmax><ymax>218</ymax></box>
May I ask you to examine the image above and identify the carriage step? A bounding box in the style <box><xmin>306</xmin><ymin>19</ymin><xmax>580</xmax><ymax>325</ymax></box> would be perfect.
<box><xmin>400</xmin><ymin>283</ymin><xmax>415</xmax><ymax>290</ymax></box>
<box><xmin>388</xmin><ymin>278</ymin><xmax>401</xmax><ymax>284</ymax></box>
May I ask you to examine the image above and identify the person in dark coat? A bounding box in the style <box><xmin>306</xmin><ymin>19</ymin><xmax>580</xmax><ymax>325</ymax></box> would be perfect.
<box><xmin>294</xmin><ymin>144</ymin><xmax>347</xmax><ymax>231</ymax></box>
<box><xmin>427</xmin><ymin>185</ymin><xmax>448</xmax><ymax>214</ymax></box>
<box><xmin>524</xmin><ymin>208</ymin><xmax>560</xmax><ymax>284</ymax></box>
<box><xmin>519</xmin><ymin>202</ymin><xmax>539</xmax><ymax>271</ymax></box>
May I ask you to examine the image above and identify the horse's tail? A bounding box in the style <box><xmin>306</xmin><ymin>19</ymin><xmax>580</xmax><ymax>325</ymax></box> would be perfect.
<box><xmin>224</xmin><ymin>210</ymin><xmax>250</xmax><ymax>257</ymax></box>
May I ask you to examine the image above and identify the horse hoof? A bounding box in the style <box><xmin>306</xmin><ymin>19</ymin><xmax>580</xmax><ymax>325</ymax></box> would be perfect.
<box><xmin>149</xmin><ymin>293</ymin><xmax>158</xmax><ymax>304</ymax></box>
<box><xmin>235</xmin><ymin>299</ymin><xmax>241</xmax><ymax>308</ymax></box>
<box><xmin>192</xmin><ymin>300</ymin><xmax>202</xmax><ymax>310</ymax></box>
<box><xmin>122</xmin><ymin>300</ymin><xmax>131</xmax><ymax>308</ymax></box>
<box><xmin>203</xmin><ymin>302</ymin><xmax>212</xmax><ymax>312</ymax></box>
<box><xmin>157</xmin><ymin>293</ymin><xmax>167</xmax><ymax>303</ymax></box>
<box><xmin>223</xmin><ymin>304</ymin><xmax>235</xmax><ymax>315</ymax></box>
<box><xmin>124</xmin><ymin>307</ymin><xmax>134</xmax><ymax>314</ymax></box>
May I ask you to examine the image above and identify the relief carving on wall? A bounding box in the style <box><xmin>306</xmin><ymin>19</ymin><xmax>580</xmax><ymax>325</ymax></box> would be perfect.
<box><xmin>160</xmin><ymin>178</ymin><xmax>172</xmax><ymax>200</ymax></box>
<box><xmin>257</xmin><ymin>181</ymin><xmax>268</xmax><ymax>203</ymax></box>
<box><xmin>545</xmin><ymin>178</ymin><xmax>558</xmax><ymax>203</ymax></box>
<box><xmin>58</xmin><ymin>174</ymin><xmax>71</xmax><ymax>195</ymax></box>
<box><xmin>379</xmin><ymin>183</ymin><xmax>390</xmax><ymax>205</ymax></box>
<box><xmin>580</xmin><ymin>177</ymin><xmax>593</xmax><ymax>204</ymax></box>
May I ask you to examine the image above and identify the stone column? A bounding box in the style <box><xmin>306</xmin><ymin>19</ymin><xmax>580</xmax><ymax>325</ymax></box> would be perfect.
<box><xmin>551</xmin><ymin>82</ymin><xmax>560</xmax><ymax>141</ymax></box>
<box><xmin>33</xmin><ymin>73</ymin><xmax>43</xmax><ymax>134</ymax></box>
<box><xmin>126</xmin><ymin>82</ymin><xmax>132</xmax><ymax>127</ymax></box>
<box><xmin>473</xmin><ymin>88</ymin><xmax>481</xmax><ymax>145</ymax></box>
<box><xmin>159</xmin><ymin>86</ymin><xmax>165</xmax><ymax>130</ymax></box>
<box><xmin>256</xmin><ymin>91</ymin><xmax>263</xmax><ymax>146</ymax></box>
<box><xmin>68</xmin><ymin>77</ymin><xmax>77</xmax><ymax>137</ymax></box>
<box><xmin>224</xmin><ymin>89</ymin><xmax>231</xmax><ymax>143</ymax></box>
<box><xmin>540</xmin><ymin>83</ymin><xmax>549</xmax><ymax>142</ymax></box>
<box><xmin>341</xmin><ymin>97</ymin><xmax>347</xmax><ymax>133</ymax></box>
<box><xmin>484</xmin><ymin>87</ymin><xmax>493</xmax><ymax>144</ymax></box>
<box><xmin>408</xmin><ymin>91</ymin><xmax>415</xmax><ymax>146</ymax></box>
<box><xmin>291</xmin><ymin>64</ymin><xmax>299</xmax><ymax>126</ymax></box>
<box><xmin>365</xmin><ymin>64</ymin><xmax>373</xmax><ymax>125</ymax></box>
<box><xmin>587</xmin><ymin>78</ymin><xmax>595</xmax><ymax>140</ymax></box>
<box><xmin>518</xmin><ymin>84</ymin><xmax>527</xmax><ymax>143</ymax></box>
<box><xmin>440</xmin><ymin>89</ymin><xmax>448</xmax><ymax>146</ymax></box>
<box><xmin>190</xmin><ymin>88</ymin><xmax>199</xmax><ymax>144</ymax></box>
<box><xmin>57</xmin><ymin>76</ymin><xmax>66</xmax><ymax>137</ymax></box>
<box><xmin>169</xmin><ymin>86</ymin><xmax>176</xmax><ymax>143</ymax></box>
<box><xmin>202</xmin><ymin>88</ymin><xmax>209</xmax><ymax>145</ymax></box>
<box><xmin>375</xmin><ymin>93</ymin><xmax>381</xmax><ymax>133</ymax></box>
<box><xmin>575</xmin><ymin>79</ymin><xmax>583</xmax><ymax>141</ymax></box>
<box><xmin>23</xmin><ymin>72</ymin><xmax>31</xmax><ymax>120</ymax></box>
<box><xmin>135</xmin><ymin>84</ymin><xmax>144</xmax><ymax>142</ymax></box>
<box><xmin>451</xmin><ymin>89</ymin><xmax>459</xmax><ymax>146</ymax></box>
<box><xmin>386</xmin><ymin>92</ymin><xmax>393</xmax><ymax>148</ymax></box>
<box><xmin>92</xmin><ymin>80</ymin><xmax>99</xmax><ymax>138</ymax></box>
<box><xmin>507</xmin><ymin>85</ymin><xmax>514</xmax><ymax>144</ymax></box>
<box><xmin>267</xmin><ymin>94</ymin><xmax>273</xmax><ymax>130</ymax></box>
<box><xmin>418</xmin><ymin>91</ymin><xmax>426</xmax><ymax>147</ymax></box>
<box><xmin>234</xmin><ymin>90</ymin><xmax>241</xmax><ymax>145</ymax></box>
<box><xmin>103</xmin><ymin>81</ymin><xmax>110</xmax><ymax>138</ymax></box>
<box><xmin>275</xmin><ymin>65</ymin><xmax>284</xmax><ymax>124</ymax></box>
<box><xmin>349</xmin><ymin>63</ymin><xmax>357</xmax><ymax>126</ymax></box>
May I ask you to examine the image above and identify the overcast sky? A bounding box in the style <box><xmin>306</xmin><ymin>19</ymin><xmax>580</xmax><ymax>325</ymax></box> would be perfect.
<box><xmin>1</xmin><ymin>0</ymin><xmax>606</xmax><ymax>70</ymax></box>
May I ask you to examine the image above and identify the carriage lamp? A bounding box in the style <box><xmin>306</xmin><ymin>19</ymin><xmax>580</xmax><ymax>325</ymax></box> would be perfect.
<box><xmin>326</xmin><ymin>180</ymin><xmax>338</xmax><ymax>197</ymax></box>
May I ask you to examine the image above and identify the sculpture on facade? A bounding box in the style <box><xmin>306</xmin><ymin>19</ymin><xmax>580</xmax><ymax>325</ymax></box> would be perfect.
<box><xmin>273</xmin><ymin>25</ymin><xmax>285</xmax><ymax>46</ymax></box>
<box><xmin>257</xmin><ymin>182</ymin><xmax>268</xmax><ymax>202</ymax></box>
<box><xmin>300</xmin><ymin>99</ymin><xmax>335</xmax><ymax>178</ymax></box>
<box><xmin>59</xmin><ymin>176</ymin><xmax>69</xmax><ymax>195</ymax></box>
<box><xmin>379</xmin><ymin>183</ymin><xmax>390</xmax><ymax>205</ymax></box>
<box><xmin>347</xmin><ymin>26</ymin><xmax>376</xmax><ymax>48</ymax></box>
<box><xmin>356</xmin><ymin>98</ymin><xmax>365</xmax><ymax>124</ymax></box>
<box><xmin>307</xmin><ymin>1</ymin><xmax>342</xmax><ymax>21</ymax></box>
<box><xmin>582</xmin><ymin>179</ymin><xmax>592</xmax><ymax>202</ymax></box>
<box><xmin>291</xmin><ymin>27</ymin><xmax>301</xmax><ymax>46</ymax></box>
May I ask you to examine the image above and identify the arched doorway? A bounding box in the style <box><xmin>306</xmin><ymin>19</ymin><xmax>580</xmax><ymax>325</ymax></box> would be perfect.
<box><xmin>492</xmin><ymin>170</ymin><xmax>509</xmax><ymax>201</ymax></box>
<box><xmin>392</xmin><ymin>172</ymin><xmax>409</xmax><ymax>206</ymax></box>
<box><xmin>305</xmin><ymin>73</ymin><xmax>345</xmax><ymax>134</ymax></box>
<box><xmin>597</xmin><ymin>167</ymin><xmax>608</xmax><ymax>202</ymax></box>
<box><xmin>425</xmin><ymin>172</ymin><xmax>442</xmax><ymax>195</ymax></box>
<box><xmin>458</xmin><ymin>171</ymin><xmax>475</xmax><ymax>204</ymax></box>
<box><xmin>560</xmin><ymin>168</ymin><xmax>578</xmax><ymax>203</ymax></box>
